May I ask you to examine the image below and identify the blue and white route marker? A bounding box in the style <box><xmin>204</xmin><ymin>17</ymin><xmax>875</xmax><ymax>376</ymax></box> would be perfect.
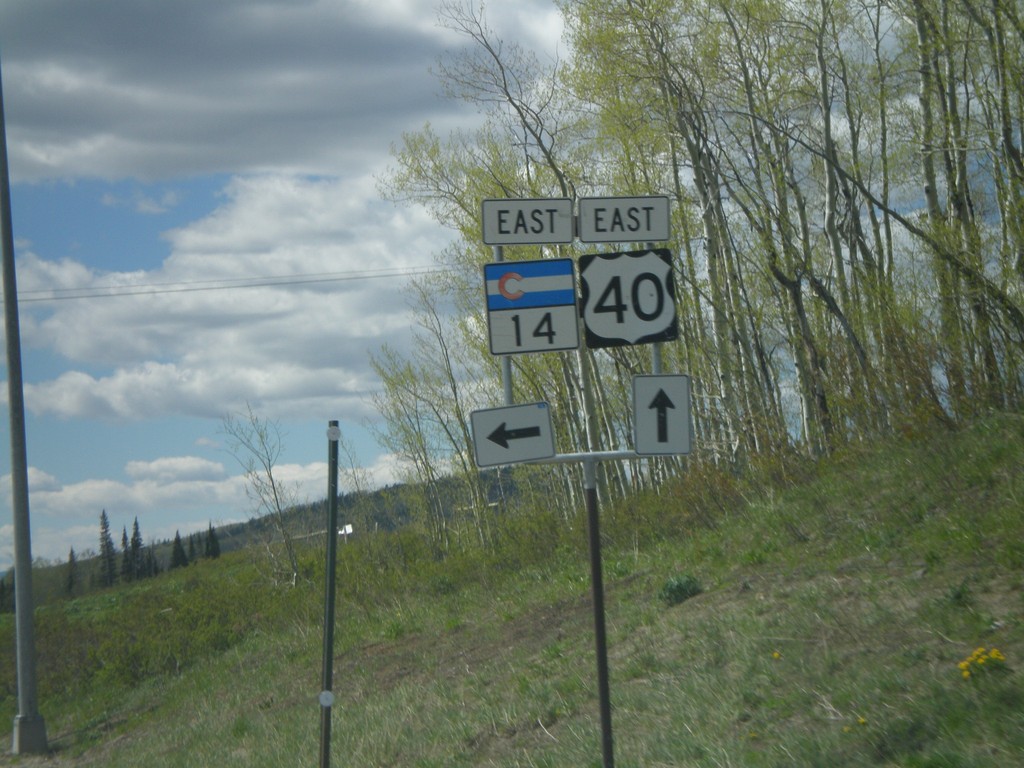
<box><xmin>483</xmin><ymin>258</ymin><xmax>580</xmax><ymax>355</ymax></box>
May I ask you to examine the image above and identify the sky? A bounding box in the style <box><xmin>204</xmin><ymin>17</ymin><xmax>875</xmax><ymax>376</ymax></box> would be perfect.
<box><xmin>0</xmin><ymin>0</ymin><xmax>565</xmax><ymax>570</ymax></box>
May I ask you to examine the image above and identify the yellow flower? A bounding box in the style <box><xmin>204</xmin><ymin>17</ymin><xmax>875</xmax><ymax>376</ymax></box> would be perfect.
<box><xmin>772</xmin><ymin>650</ymin><xmax>782</xmax><ymax>660</ymax></box>
<box><xmin>962</xmin><ymin>670</ymin><xmax>971</xmax><ymax>679</ymax></box>
<box><xmin>857</xmin><ymin>716</ymin><xmax>868</xmax><ymax>726</ymax></box>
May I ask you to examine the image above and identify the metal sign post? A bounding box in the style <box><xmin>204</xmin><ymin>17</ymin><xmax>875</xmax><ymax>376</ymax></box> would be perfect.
<box><xmin>319</xmin><ymin>421</ymin><xmax>341</xmax><ymax>768</ymax></box>
<box><xmin>583</xmin><ymin>456</ymin><xmax>614</xmax><ymax>768</ymax></box>
<box><xmin>492</xmin><ymin>245</ymin><xmax>514</xmax><ymax>406</ymax></box>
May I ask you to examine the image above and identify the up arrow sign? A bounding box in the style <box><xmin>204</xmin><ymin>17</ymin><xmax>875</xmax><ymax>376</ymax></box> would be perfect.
<box><xmin>648</xmin><ymin>389</ymin><xmax>675</xmax><ymax>444</ymax></box>
<box><xmin>633</xmin><ymin>375</ymin><xmax>692</xmax><ymax>455</ymax></box>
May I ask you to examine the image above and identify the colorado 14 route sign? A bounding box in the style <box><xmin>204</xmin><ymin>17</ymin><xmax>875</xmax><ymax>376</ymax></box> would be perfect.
<box><xmin>578</xmin><ymin>248</ymin><xmax>678</xmax><ymax>348</ymax></box>
<box><xmin>484</xmin><ymin>259</ymin><xmax>580</xmax><ymax>355</ymax></box>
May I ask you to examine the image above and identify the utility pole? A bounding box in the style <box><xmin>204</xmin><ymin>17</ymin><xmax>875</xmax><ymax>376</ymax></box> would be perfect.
<box><xmin>0</xmin><ymin>52</ymin><xmax>49</xmax><ymax>755</ymax></box>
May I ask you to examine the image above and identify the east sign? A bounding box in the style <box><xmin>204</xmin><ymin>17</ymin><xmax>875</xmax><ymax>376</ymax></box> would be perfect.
<box><xmin>481</xmin><ymin>198</ymin><xmax>574</xmax><ymax>245</ymax></box>
<box><xmin>481</xmin><ymin>195</ymin><xmax>670</xmax><ymax>245</ymax></box>
<box><xmin>577</xmin><ymin>196</ymin><xmax>670</xmax><ymax>243</ymax></box>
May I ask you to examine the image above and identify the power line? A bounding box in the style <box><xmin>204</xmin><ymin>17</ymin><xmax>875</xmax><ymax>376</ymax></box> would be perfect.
<box><xmin>8</xmin><ymin>264</ymin><xmax>458</xmax><ymax>304</ymax></box>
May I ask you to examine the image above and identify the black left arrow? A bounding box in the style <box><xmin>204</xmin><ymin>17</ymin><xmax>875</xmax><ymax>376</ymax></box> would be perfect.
<box><xmin>488</xmin><ymin>422</ymin><xmax>542</xmax><ymax>449</ymax></box>
<box><xmin>648</xmin><ymin>389</ymin><xmax>675</xmax><ymax>443</ymax></box>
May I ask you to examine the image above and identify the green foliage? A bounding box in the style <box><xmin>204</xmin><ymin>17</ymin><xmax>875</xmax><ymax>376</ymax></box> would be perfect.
<box><xmin>169</xmin><ymin>531</ymin><xmax>189</xmax><ymax>570</ymax></box>
<box><xmin>658</xmin><ymin>573</ymin><xmax>703</xmax><ymax>606</ymax></box>
<box><xmin>98</xmin><ymin>510</ymin><xmax>117</xmax><ymax>588</ymax></box>
<box><xmin>204</xmin><ymin>522</ymin><xmax>221</xmax><ymax>559</ymax></box>
<box><xmin>2</xmin><ymin>412</ymin><xmax>1024</xmax><ymax>766</ymax></box>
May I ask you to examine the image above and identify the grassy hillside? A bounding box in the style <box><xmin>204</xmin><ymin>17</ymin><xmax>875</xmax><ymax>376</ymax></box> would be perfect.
<box><xmin>2</xmin><ymin>412</ymin><xmax>1023</xmax><ymax>766</ymax></box>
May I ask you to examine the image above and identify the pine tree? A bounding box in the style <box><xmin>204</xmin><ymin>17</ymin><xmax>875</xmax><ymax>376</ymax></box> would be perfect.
<box><xmin>120</xmin><ymin>526</ymin><xmax>133</xmax><ymax>582</ymax></box>
<box><xmin>170</xmin><ymin>531</ymin><xmax>189</xmax><ymax>570</ymax></box>
<box><xmin>66</xmin><ymin>547</ymin><xmax>78</xmax><ymax>595</ymax></box>
<box><xmin>144</xmin><ymin>546</ymin><xmax>160</xmax><ymax>578</ymax></box>
<box><xmin>204</xmin><ymin>522</ymin><xmax>221</xmax><ymax>559</ymax></box>
<box><xmin>129</xmin><ymin>518</ymin><xmax>144</xmax><ymax>580</ymax></box>
<box><xmin>187</xmin><ymin>533</ymin><xmax>197</xmax><ymax>563</ymax></box>
<box><xmin>99</xmin><ymin>510</ymin><xmax>118</xmax><ymax>587</ymax></box>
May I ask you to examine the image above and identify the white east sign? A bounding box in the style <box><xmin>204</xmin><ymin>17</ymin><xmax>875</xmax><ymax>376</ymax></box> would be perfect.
<box><xmin>578</xmin><ymin>196</ymin><xmax>670</xmax><ymax>243</ymax></box>
<box><xmin>481</xmin><ymin>198</ymin><xmax>574</xmax><ymax>245</ymax></box>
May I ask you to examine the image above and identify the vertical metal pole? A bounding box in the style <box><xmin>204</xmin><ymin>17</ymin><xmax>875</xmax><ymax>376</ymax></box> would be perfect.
<box><xmin>583</xmin><ymin>458</ymin><xmax>614</xmax><ymax>768</ymax></box>
<box><xmin>319</xmin><ymin>421</ymin><xmax>341</xmax><ymax>768</ymax></box>
<box><xmin>493</xmin><ymin>245</ymin><xmax>514</xmax><ymax>405</ymax></box>
<box><xmin>648</xmin><ymin>243</ymin><xmax>663</xmax><ymax>375</ymax></box>
<box><xmin>1</xmin><ymin>53</ymin><xmax>48</xmax><ymax>757</ymax></box>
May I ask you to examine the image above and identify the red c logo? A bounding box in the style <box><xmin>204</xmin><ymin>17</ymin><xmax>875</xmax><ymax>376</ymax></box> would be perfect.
<box><xmin>498</xmin><ymin>272</ymin><xmax>524</xmax><ymax>300</ymax></box>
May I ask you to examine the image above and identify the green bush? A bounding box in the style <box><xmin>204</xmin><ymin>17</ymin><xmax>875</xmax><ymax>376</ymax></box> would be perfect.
<box><xmin>659</xmin><ymin>574</ymin><xmax>703</xmax><ymax>606</ymax></box>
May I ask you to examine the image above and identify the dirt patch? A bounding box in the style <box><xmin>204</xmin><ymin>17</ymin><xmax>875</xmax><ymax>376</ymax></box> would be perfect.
<box><xmin>333</xmin><ymin>590</ymin><xmax>596</xmax><ymax>701</ymax></box>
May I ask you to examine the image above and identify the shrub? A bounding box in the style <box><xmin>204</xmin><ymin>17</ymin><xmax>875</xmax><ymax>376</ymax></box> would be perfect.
<box><xmin>659</xmin><ymin>574</ymin><xmax>703</xmax><ymax>606</ymax></box>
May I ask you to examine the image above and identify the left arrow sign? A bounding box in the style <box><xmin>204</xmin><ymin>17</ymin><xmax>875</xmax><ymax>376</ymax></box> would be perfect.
<box><xmin>488</xmin><ymin>423</ymin><xmax>542</xmax><ymax>449</ymax></box>
<box><xmin>471</xmin><ymin>402</ymin><xmax>556</xmax><ymax>467</ymax></box>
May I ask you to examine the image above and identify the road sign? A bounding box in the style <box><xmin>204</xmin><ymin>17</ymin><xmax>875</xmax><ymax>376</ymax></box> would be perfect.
<box><xmin>633</xmin><ymin>375</ymin><xmax>692</xmax><ymax>455</ymax></box>
<box><xmin>484</xmin><ymin>259</ymin><xmax>580</xmax><ymax>355</ymax></box>
<box><xmin>471</xmin><ymin>402</ymin><xmax>556</xmax><ymax>467</ymax></box>
<box><xmin>579</xmin><ymin>248</ymin><xmax>678</xmax><ymax>348</ymax></box>
<box><xmin>481</xmin><ymin>198</ymin><xmax>574</xmax><ymax>245</ymax></box>
<box><xmin>578</xmin><ymin>196</ymin><xmax>671</xmax><ymax>243</ymax></box>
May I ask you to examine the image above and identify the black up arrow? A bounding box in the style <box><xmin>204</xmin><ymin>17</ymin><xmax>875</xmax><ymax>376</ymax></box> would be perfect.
<box><xmin>488</xmin><ymin>422</ymin><xmax>541</xmax><ymax>449</ymax></box>
<box><xmin>648</xmin><ymin>389</ymin><xmax>675</xmax><ymax>443</ymax></box>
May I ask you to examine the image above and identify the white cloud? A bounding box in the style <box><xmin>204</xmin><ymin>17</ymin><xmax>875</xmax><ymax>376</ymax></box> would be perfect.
<box><xmin>489</xmin><ymin>4</ymin><xmax>566</xmax><ymax>60</ymax></box>
<box><xmin>362</xmin><ymin>451</ymin><xmax>411</xmax><ymax>488</ymax></box>
<box><xmin>102</xmin><ymin>188</ymin><xmax>180</xmax><ymax>214</ymax></box>
<box><xmin>0</xmin><ymin>0</ymin><xmax>474</xmax><ymax>182</ymax></box>
<box><xmin>30</xmin><ymin>524</ymin><xmax>99</xmax><ymax>563</ymax></box>
<box><xmin>0</xmin><ymin>450</ymin><xmax>349</xmax><ymax>567</ymax></box>
<box><xmin>124</xmin><ymin>456</ymin><xmax>227</xmax><ymax>483</ymax></box>
<box><xmin>0</xmin><ymin>467</ymin><xmax>63</xmax><ymax>501</ymax></box>
<box><xmin>17</xmin><ymin>171</ymin><xmax>457</xmax><ymax>423</ymax></box>
<box><xmin>0</xmin><ymin>0</ymin><xmax>563</xmax><ymax>571</ymax></box>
